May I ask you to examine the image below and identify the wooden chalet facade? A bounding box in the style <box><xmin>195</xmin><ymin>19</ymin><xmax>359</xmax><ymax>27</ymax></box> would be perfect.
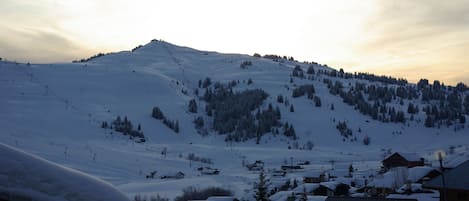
<box><xmin>382</xmin><ymin>152</ymin><xmax>424</xmax><ymax>170</ymax></box>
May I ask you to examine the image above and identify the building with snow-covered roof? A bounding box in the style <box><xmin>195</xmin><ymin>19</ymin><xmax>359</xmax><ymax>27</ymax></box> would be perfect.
<box><xmin>382</xmin><ymin>153</ymin><xmax>424</xmax><ymax>170</ymax></box>
<box><xmin>423</xmin><ymin>160</ymin><xmax>469</xmax><ymax>201</ymax></box>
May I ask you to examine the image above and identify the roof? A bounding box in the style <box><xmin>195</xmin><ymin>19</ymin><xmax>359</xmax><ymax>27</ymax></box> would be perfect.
<box><xmin>424</xmin><ymin>160</ymin><xmax>469</xmax><ymax>190</ymax></box>
<box><xmin>407</xmin><ymin>166</ymin><xmax>438</xmax><ymax>182</ymax></box>
<box><xmin>443</xmin><ymin>155</ymin><xmax>469</xmax><ymax>168</ymax></box>
<box><xmin>292</xmin><ymin>183</ymin><xmax>320</xmax><ymax>193</ymax></box>
<box><xmin>368</xmin><ymin>167</ymin><xmax>408</xmax><ymax>189</ymax></box>
<box><xmin>325</xmin><ymin>197</ymin><xmax>417</xmax><ymax>201</ymax></box>
<box><xmin>385</xmin><ymin>152</ymin><xmax>422</xmax><ymax>162</ymax></box>
<box><xmin>320</xmin><ymin>181</ymin><xmax>342</xmax><ymax>190</ymax></box>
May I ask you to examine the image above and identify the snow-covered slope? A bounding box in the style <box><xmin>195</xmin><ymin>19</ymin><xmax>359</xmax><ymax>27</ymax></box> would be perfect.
<box><xmin>1</xmin><ymin>40</ymin><xmax>468</xmax><ymax>200</ymax></box>
<box><xmin>0</xmin><ymin>143</ymin><xmax>129</xmax><ymax>201</ymax></box>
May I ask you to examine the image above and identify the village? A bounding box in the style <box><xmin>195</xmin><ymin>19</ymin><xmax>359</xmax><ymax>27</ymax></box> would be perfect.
<box><xmin>260</xmin><ymin>152</ymin><xmax>469</xmax><ymax>201</ymax></box>
<box><xmin>152</xmin><ymin>152</ymin><xmax>469</xmax><ymax>201</ymax></box>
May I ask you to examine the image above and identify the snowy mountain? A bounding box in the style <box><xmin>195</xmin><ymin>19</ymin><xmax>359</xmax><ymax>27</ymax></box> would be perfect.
<box><xmin>1</xmin><ymin>39</ymin><xmax>468</xmax><ymax>200</ymax></box>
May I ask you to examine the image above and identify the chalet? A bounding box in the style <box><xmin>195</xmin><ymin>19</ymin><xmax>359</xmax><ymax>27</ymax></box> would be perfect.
<box><xmin>314</xmin><ymin>185</ymin><xmax>335</xmax><ymax>196</ymax></box>
<box><xmin>297</xmin><ymin>160</ymin><xmax>310</xmax><ymax>165</ymax></box>
<box><xmin>304</xmin><ymin>173</ymin><xmax>327</xmax><ymax>183</ymax></box>
<box><xmin>198</xmin><ymin>167</ymin><xmax>220</xmax><ymax>175</ymax></box>
<box><xmin>281</xmin><ymin>165</ymin><xmax>303</xmax><ymax>171</ymax></box>
<box><xmin>246</xmin><ymin>160</ymin><xmax>264</xmax><ymax>171</ymax></box>
<box><xmin>382</xmin><ymin>152</ymin><xmax>424</xmax><ymax>170</ymax></box>
<box><xmin>160</xmin><ymin>171</ymin><xmax>185</xmax><ymax>179</ymax></box>
<box><xmin>423</xmin><ymin>160</ymin><xmax>469</xmax><ymax>201</ymax></box>
<box><xmin>272</xmin><ymin>169</ymin><xmax>286</xmax><ymax>177</ymax></box>
<box><xmin>313</xmin><ymin>181</ymin><xmax>349</xmax><ymax>196</ymax></box>
<box><xmin>407</xmin><ymin>167</ymin><xmax>440</xmax><ymax>184</ymax></box>
<box><xmin>325</xmin><ymin>197</ymin><xmax>417</xmax><ymax>201</ymax></box>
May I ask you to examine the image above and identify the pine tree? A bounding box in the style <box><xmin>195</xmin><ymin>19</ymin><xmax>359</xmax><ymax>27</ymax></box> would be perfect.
<box><xmin>152</xmin><ymin>107</ymin><xmax>165</xmax><ymax>119</ymax></box>
<box><xmin>314</xmin><ymin>96</ymin><xmax>322</xmax><ymax>107</ymax></box>
<box><xmin>306</xmin><ymin>65</ymin><xmax>315</xmax><ymax>74</ymax></box>
<box><xmin>277</xmin><ymin>95</ymin><xmax>284</xmax><ymax>103</ymax></box>
<box><xmin>175</xmin><ymin>120</ymin><xmax>180</xmax><ymax>133</ymax></box>
<box><xmin>425</xmin><ymin>115</ymin><xmax>435</xmax><ymax>127</ymax></box>
<box><xmin>363</xmin><ymin>135</ymin><xmax>370</xmax><ymax>145</ymax></box>
<box><xmin>254</xmin><ymin>171</ymin><xmax>269</xmax><ymax>201</ymax></box>
<box><xmin>188</xmin><ymin>99</ymin><xmax>197</xmax><ymax>113</ymax></box>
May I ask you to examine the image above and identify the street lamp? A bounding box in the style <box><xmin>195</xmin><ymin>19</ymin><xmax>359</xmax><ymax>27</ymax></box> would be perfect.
<box><xmin>435</xmin><ymin>150</ymin><xmax>447</xmax><ymax>201</ymax></box>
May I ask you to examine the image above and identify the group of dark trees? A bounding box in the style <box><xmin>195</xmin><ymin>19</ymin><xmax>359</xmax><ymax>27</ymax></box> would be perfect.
<box><xmin>336</xmin><ymin>121</ymin><xmax>352</xmax><ymax>138</ymax></box>
<box><xmin>72</xmin><ymin>52</ymin><xmax>111</xmax><ymax>63</ymax></box>
<box><xmin>152</xmin><ymin>106</ymin><xmax>179</xmax><ymax>133</ymax></box>
<box><xmin>186</xmin><ymin>153</ymin><xmax>212</xmax><ymax>164</ymax></box>
<box><xmin>201</xmin><ymin>82</ymin><xmax>295</xmax><ymax>142</ymax></box>
<box><xmin>319</xmin><ymin>69</ymin><xmax>407</xmax><ymax>86</ymax></box>
<box><xmin>260</xmin><ymin>54</ymin><xmax>296</xmax><ymax>62</ymax></box>
<box><xmin>102</xmin><ymin>116</ymin><xmax>145</xmax><ymax>142</ymax></box>
<box><xmin>188</xmin><ymin>99</ymin><xmax>197</xmax><ymax>113</ymax></box>
<box><xmin>240</xmin><ymin>60</ymin><xmax>252</xmax><ymax>69</ymax></box>
<box><xmin>417</xmin><ymin>79</ymin><xmax>469</xmax><ymax>128</ymax></box>
<box><xmin>335</xmin><ymin>120</ymin><xmax>370</xmax><ymax>145</ymax></box>
<box><xmin>291</xmin><ymin>84</ymin><xmax>315</xmax><ymax>98</ymax></box>
<box><xmin>325</xmin><ymin>79</ymin><xmax>408</xmax><ymax>124</ymax></box>
<box><xmin>321</xmin><ymin>66</ymin><xmax>469</xmax><ymax>129</ymax></box>
<box><xmin>292</xmin><ymin>65</ymin><xmax>305</xmax><ymax>78</ymax></box>
<box><xmin>292</xmin><ymin>65</ymin><xmax>316</xmax><ymax>79</ymax></box>
<box><xmin>198</xmin><ymin>77</ymin><xmax>212</xmax><ymax>88</ymax></box>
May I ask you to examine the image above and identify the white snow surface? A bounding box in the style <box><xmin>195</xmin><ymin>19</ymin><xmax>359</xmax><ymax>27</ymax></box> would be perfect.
<box><xmin>0</xmin><ymin>142</ymin><xmax>130</xmax><ymax>201</ymax></box>
<box><xmin>1</xmin><ymin>40</ymin><xmax>468</xmax><ymax>200</ymax></box>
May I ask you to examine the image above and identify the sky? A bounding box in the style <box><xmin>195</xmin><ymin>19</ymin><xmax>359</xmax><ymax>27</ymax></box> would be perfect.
<box><xmin>1</xmin><ymin>0</ymin><xmax>468</xmax><ymax>85</ymax></box>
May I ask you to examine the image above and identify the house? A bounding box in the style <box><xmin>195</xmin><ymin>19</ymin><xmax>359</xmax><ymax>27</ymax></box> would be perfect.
<box><xmin>281</xmin><ymin>165</ymin><xmax>303</xmax><ymax>171</ymax></box>
<box><xmin>423</xmin><ymin>160</ymin><xmax>469</xmax><ymax>201</ymax></box>
<box><xmin>198</xmin><ymin>167</ymin><xmax>220</xmax><ymax>175</ymax></box>
<box><xmin>292</xmin><ymin>183</ymin><xmax>320</xmax><ymax>195</ymax></box>
<box><xmin>297</xmin><ymin>160</ymin><xmax>310</xmax><ymax>165</ymax></box>
<box><xmin>366</xmin><ymin>167</ymin><xmax>409</xmax><ymax>196</ymax></box>
<box><xmin>382</xmin><ymin>153</ymin><xmax>424</xmax><ymax>170</ymax></box>
<box><xmin>304</xmin><ymin>176</ymin><xmax>325</xmax><ymax>183</ymax></box>
<box><xmin>246</xmin><ymin>160</ymin><xmax>264</xmax><ymax>171</ymax></box>
<box><xmin>272</xmin><ymin>169</ymin><xmax>286</xmax><ymax>177</ymax></box>
<box><xmin>304</xmin><ymin>172</ymin><xmax>328</xmax><ymax>183</ymax></box>
<box><xmin>313</xmin><ymin>181</ymin><xmax>349</xmax><ymax>196</ymax></box>
<box><xmin>314</xmin><ymin>185</ymin><xmax>335</xmax><ymax>197</ymax></box>
<box><xmin>325</xmin><ymin>197</ymin><xmax>417</xmax><ymax>201</ymax></box>
<box><xmin>406</xmin><ymin>166</ymin><xmax>440</xmax><ymax>184</ymax></box>
<box><xmin>160</xmin><ymin>171</ymin><xmax>185</xmax><ymax>179</ymax></box>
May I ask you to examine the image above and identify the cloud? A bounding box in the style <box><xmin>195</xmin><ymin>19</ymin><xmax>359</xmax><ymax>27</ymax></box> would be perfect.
<box><xmin>0</xmin><ymin>26</ymin><xmax>92</xmax><ymax>63</ymax></box>
<box><xmin>348</xmin><ymin>0</ymin><xmax>469</xmax><ymax>85</ymax></box>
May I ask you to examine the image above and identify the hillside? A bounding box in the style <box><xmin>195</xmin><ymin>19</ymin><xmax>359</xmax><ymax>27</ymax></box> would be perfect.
<box><xmin>1</xmin><ymin>39</ymin><xmax>468</xmax><ymax>200</ymax></box>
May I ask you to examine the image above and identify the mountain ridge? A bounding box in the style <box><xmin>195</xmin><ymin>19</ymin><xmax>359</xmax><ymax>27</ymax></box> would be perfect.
<box><xmin>1</xmin><ymin>39</ymin><xmax>468</xmax><ymax>200</ymax></box>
